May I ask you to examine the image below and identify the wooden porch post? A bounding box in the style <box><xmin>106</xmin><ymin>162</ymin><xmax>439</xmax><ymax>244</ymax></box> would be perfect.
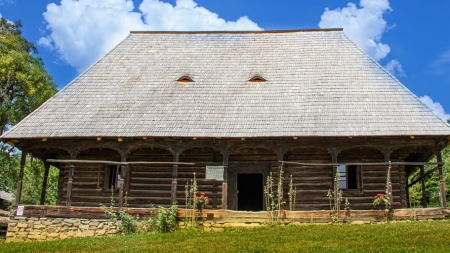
<box><xmin>40</xmin><ymin>161</ymin><xmax>51</xmax><ymax>205</ymax></box>
<box><xmin>66</xmin><ymin>163</ymin><xmax>74</xmax><ymax>207</ymax></box>
<box><xmin>420</xmin><ymin>165</ymin><xmax>427</xmax><ymax>208</ymax></box>
<box><xmin>118</xmin><ymin>153</ymin><xmax>127</xmax><ymax>208</ymax></box>
<box><xmin>118</xmin><ymin>165</ymin><xmax>126</xmax><ymax>208</ymax></box>
<box><xmin>15</xmin><ymin>151</ymin><xmax>27</xmax><ymax>205</ymax></box>
<box><xmin>171</xmin><ymin>151</ymin><xmax>181</xmax><ymax>205</ymax></box>
<box><xmin>221</xmin><ymin>150</ymin><xmax>231</xmax><ymax>210</ymax></box>
<box><xmin>382</xmin><ymin>148</ymin><xmax>393</xmax><ymax>207</ymax></box>
<box><xmin>436</xmin><ymin>148</ymin><xmax>447</xmax><ymax>208</ymax></box>
<box><xmin>66</xmin><ymin>151</ymin><xmax>77</xmax><ymax>207</ymax></box>
<box><xmin>327</xmin><ymin>148</ymin><xmax>340</xmax><ymax>207</ymax></box>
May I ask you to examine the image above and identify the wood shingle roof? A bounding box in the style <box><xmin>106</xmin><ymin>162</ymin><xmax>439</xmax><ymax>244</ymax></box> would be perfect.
<box><xmin>2</xmin><ymin>29</ymin><xmax>450</xmax><ymax>139</ymax></box>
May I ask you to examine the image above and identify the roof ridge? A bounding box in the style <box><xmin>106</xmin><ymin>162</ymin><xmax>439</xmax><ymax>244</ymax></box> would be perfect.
<box><xmin>130</xmin><ymin>28</ymin><xmax>343</xmax><ymax>35</ymax></box>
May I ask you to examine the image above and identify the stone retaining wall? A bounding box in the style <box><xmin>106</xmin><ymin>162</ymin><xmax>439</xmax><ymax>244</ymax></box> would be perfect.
<box><xmin>6</xmin><ymin>217</ymin><xmax>119</xmax><ymax>242</ymax></box>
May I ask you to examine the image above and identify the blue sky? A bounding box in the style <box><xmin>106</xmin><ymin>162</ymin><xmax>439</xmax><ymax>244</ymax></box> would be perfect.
<box><xmin>1</xmin><ymin>0</ymin><xmax>449</xmax><ymax>121</ymax></box>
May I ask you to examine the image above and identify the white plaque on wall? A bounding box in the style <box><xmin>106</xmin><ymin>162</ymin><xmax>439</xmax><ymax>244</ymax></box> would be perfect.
<box><xmin>205</xmin><ymin>166</ymin><xmax>224</xmax><ymax>180</ymax></box>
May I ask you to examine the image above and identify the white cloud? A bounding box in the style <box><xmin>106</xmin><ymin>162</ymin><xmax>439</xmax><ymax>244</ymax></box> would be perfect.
<box><xmin>318</xmin><ymin>0</ymin><xmax>392</xmax><ymax>61</ymax></box>
<box><xmin>419</xmin><ymin>95</ymin><xmax>450</xmax><ymax>122</ymax></box>
<box><xmin>139</xmin><ymin>0</ymin><xmax>260</xmax><ymax>31</ymax></box>
<box><xmin>39</xmin><ymin>0</ymin><xmax>261</xmax><ymax>72</ymax></box>
<box><xmin>385</xmin><ymin>59</ymin><xmax>406</xmax><ymax>77</ymax></box>
<box><xmin>0</xmin><ymin>0</ymin><xmax>15</xmax><ymax>6</ymax></box>
<box><xmin>427</xmin><ymin>48</ymin><xmax>450</xmax><ymax>76</ymax></box>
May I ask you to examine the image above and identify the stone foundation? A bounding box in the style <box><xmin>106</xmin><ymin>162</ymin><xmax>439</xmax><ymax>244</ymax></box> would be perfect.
<box><xmin>6</xmin><ymin>217</ymin><xmax>119</xmax><ymax>242</ymax></box>
<box><xmin>5</xmin><ymin>206</ymin><xmax>450</xmax><ymax>242</ymax></box>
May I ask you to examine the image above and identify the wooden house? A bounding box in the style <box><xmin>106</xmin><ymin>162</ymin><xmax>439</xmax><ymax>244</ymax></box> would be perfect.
<box><xmin>2</xmin><ymin>29</ymin><xmax>450</xmax><ymax>213</ymax></box>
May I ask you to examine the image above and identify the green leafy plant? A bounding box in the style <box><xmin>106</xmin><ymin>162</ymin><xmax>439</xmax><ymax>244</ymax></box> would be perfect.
<box><xmin>264</xmin><ymin>165</ymin><xmax>286</xmax><ymax>224</ymax></box>
<box><xmin>147</xmin><ymin>203</ymin><xmax>179</xmax><ymax>233</ymax></box>
<box><xmin>327</xmin><ymin>167</ymin><xmax>344</xmax><ymax>224</ymax></box>
<box><xmin>100</xmin><ymin>190</ymin><xmax>138</xmax><ymax>234</ymax></box>
<box><xmin>184</xmin><ymin>172</ymin><xmax>198</xmax><ymax>229</ymax></box>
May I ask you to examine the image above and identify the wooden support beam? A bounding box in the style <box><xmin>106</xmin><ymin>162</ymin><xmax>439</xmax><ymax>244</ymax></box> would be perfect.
<box><xmin>420</xmin><ymin>166</ymin><xmax>427</xmax><ymax>208</ymax></box>
<box><xmin>66</xmin><ymin>151</ymin><xmax>77</xmax><ymax>207</ymax></box>
<box><xmin>327</xmin><ymin>148</ymin><xmax>340</xmax><ymax>208</ymax></box>
<box><xmin>436</xmin><ymin>148</ymin><xmax>447</xmax><ymax>208</ymax></box>
<box><xmin>221</xmin><ymin>150</ymin><xmax>231</xmax><ymax>210</ymax></box>
<box><xmin>46</xmin><ymin>159</ymin><xmax>195</xmax><ymax>165</ymax></box>
<box><xmin>171</xmin><ymin>151</ymin><xmax>180</xmax><ymax>205</ymax></box>
<box><xmin>40</xmin><ymin>161</ymin><xmax>51</xmax><ymax>205</ymax></box>
<box><xmin>66</xmin><ymin>163</ymin><xmax>74</xmax><ymax>207</ymax></box>
<box><xmin>118</xmin><ymin>165</ymin><xmax>125</xmax><ymax>208</ymax></box>
<box><xmin>281</xmin><ymin>161</ymin><xmax>443</xmax><ymax>166</ymax></box>
<box><xmin>15</xmin><ymin>151</ymin><xmax>27</xmax><ymax>205</ymax></box>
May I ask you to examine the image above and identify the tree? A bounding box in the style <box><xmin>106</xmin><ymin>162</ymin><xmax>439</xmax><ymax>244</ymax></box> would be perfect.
<box><xmin>0</xmin><ymin>18</ymin><xmax>57</xmax><ymax>135</ymax></box>
<box><xmin>0</xmin><ymin>18</ymin><xmax>57</xmax><ymax>203</ymax></box>
<box><xmin>408</xmin><ymin>146</ymin><xmax>450</xmax><ymax>207</ymax></box>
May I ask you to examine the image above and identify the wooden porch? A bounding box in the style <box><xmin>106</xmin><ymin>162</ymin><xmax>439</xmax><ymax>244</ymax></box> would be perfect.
<box><xmin>8</xmin><ymin>205</ymin><xmax>450</xmax><ymax>224</ymax></box>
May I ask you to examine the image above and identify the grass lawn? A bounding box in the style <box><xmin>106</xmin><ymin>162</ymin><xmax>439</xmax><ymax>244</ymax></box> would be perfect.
<box><xmin>1</xmin><ymin>220</ymin><xmax>450</xmax><ymax>252</ymax></box>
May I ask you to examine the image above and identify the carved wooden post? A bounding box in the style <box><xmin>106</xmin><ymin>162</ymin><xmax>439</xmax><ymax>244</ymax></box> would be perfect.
<box><xmin>40</xmin><ymin>161</ymin><xmax>51</xmax><ymax>205</ymax></box>
<box><xmin>419</xmin><ymin>165</ymin><xmax>427</xmax><ymax>208</ymax></box>
<box><xmin>327</xmin><ymin>148</ymin><xmax>340</xmax><ymax>208</ymax></box>
<box><xmin>221</xmin><ymin>149</ymin><xmax>231</xmax><ymax>210</ymax></box>
<box><xmin>118</xmin><ymin>153</ymin><xmax>128</xmax><ymax>208</ymax></box>
<box><xmin>118</xmin><ymin>165</ymin><xmax>125</xmax><ymax>208</ymax></box>
<box><xmin>382</xmin><ymin>148</ymin><xmax>393</xmax><ymax>208</ymax></box>
<box><xmin>436</xmin><ymin>147</ymin><xmax>447</xmax><ymax>208</ymax></box>
<box><xmin>15</xmin><ymin>151</ymin><xmax>27</xmax><ymax>205</ymax></box>
<box><xmin>66</xmin><ymin>163</ymin><xmax>74</xmax><ymax>207</ymax></box>
<box><xmin>66</xmin><ymin>150</ymin><xmax>78</xmax><ymax>207</ymax></box>
<box><xmin>171</xmin><ymin>150</ymin><xmax>181</xmax><ymax>205</ymax></box>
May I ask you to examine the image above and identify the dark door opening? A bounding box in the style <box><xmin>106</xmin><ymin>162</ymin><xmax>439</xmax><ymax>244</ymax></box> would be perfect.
<box><xmin>237</xmin><ymin>173</ymin><xmax>263</xmax><ymax>211</ymax></box>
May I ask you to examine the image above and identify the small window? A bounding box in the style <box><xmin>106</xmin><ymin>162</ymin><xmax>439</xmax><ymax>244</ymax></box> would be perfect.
<box><xmin>337</xmin><ymin>165</ymin><xmax>361</xmax><ymax>190</ymax></box>
<box><xmin>249</xmin><ymin>76</ymin><xmax>266</xmax><ymax>82</ymax></box>
<box><xmin>177</xmin><ymin>76</ymin><xmax>193</xmax><ymax>83</ymax></box>
<box><xmin>106</xmin><ymin>165</ymin><xmax>121</xmax><ymax>189</ymax></box>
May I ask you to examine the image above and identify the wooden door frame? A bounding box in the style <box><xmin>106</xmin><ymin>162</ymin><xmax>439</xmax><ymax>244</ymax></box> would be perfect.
<box><xmin>227</xmin><ymin>163</ymin><xmax>271</xmax><ymax>210</ymax></box>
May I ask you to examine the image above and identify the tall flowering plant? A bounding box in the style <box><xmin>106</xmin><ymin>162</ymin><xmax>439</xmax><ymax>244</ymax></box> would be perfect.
<box><xmin>195</xmin><ymin>192</ymin><xmax>210</xmax><ymax>205</ymax></box>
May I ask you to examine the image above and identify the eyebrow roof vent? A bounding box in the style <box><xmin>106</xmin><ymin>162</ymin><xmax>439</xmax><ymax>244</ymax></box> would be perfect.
<box><xmin>177</xmin><ymin>76</ymin><xmax>193</xmax><ymax>83</ymax></box>
<box><xmin>249</xmin><ymin>76</ymin><xmax>266</xmax><ymax>82</ymax></box>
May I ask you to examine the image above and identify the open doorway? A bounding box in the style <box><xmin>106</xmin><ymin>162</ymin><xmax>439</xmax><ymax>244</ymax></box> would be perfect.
<box><xmin>237</xmin><ymin>173</ymin><xmax>263</xmax><ymax>211</ymax></box>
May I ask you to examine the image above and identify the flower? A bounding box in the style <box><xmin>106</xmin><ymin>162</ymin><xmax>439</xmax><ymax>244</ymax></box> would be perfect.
<box><xmin>195</xmin><ymin>192</ymin><xmax>210</xmax><ymax>205</ymax></box>
<box><xmin>373</xmin><ymin>193</ymin><xmax>388</xmax><ymax>206</ymax></box>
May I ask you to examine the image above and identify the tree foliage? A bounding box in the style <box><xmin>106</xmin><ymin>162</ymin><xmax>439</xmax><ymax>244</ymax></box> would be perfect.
<box><xmin>408</xmin><ymin>146</ymin><xmax>450</xmax><ymax>207</ymax></box>
<box><xmin>0</xmin><ymin>18</ymin><xmax>57</xmax><ymax>134</ymax></box>
<box><xmin>0</xmin><ymin>18</ymin><xmax>58</xmax><ymax>205</ymax></box>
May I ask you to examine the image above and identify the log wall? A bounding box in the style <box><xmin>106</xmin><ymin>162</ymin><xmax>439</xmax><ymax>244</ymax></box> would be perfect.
<box><xmin>55</xmin><ymin>145</ymin><xmax>408</xmax><ymax>210</ymax></box>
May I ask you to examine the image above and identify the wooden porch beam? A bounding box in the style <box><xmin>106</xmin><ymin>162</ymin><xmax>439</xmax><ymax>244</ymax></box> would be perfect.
<box><xmin>46</xmin><ymin>159</ymin><xmax>194</xmax><ymax>165</ymax></box>
<box><xmin>281</xmin><ymin>161</ymin><xmax>443</xmax><ymax>166</ymax></box>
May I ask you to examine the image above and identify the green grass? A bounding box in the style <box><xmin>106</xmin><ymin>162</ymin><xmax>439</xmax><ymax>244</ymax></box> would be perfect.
<box><xmin>1</xmin><ymin>221</ymin><xmax>450</xmax><ymax>252</ymax></box>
